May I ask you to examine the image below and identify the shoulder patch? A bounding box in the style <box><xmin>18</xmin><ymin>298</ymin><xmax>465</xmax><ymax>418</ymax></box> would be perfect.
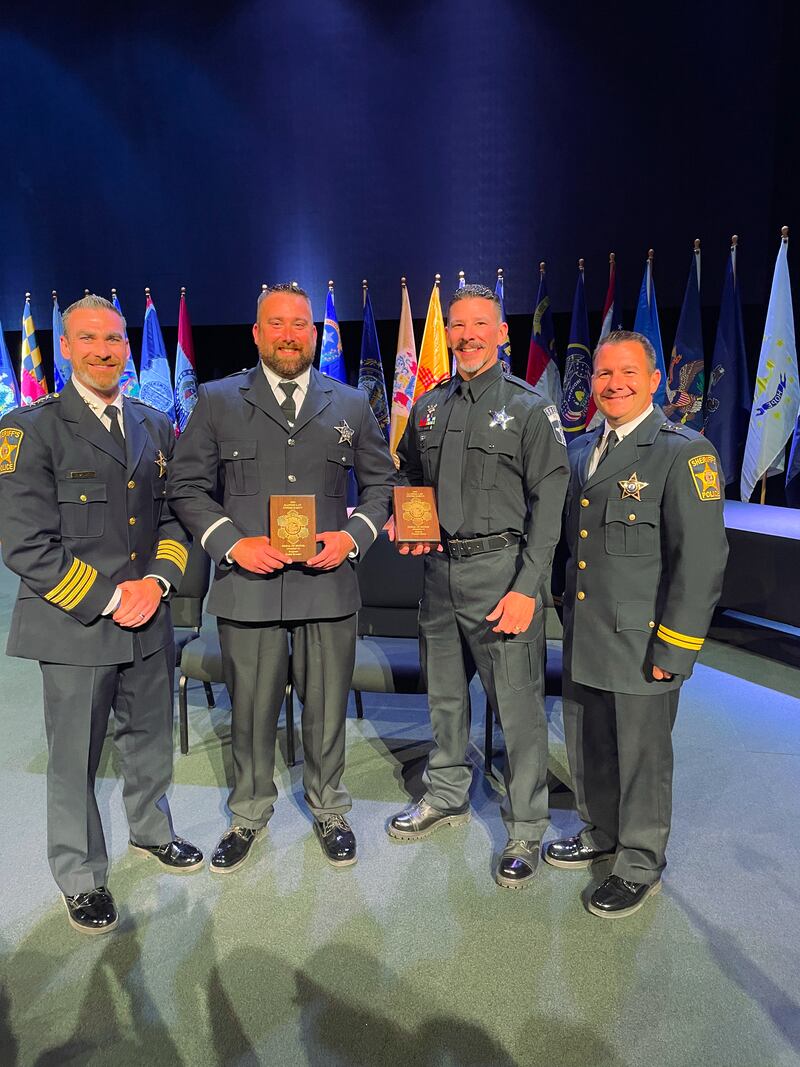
<box><xmin>543</xmin><ymin>405</ymin><xmax>567</xmax><ymax>446</ymax></box>
<box><xmin>688</xmin><ymin>454</ymin><xmax>721</xmax><ymax>501</ymax></box>
<box><xmin>0</xmin><ymin>427</ymin><xmax>23</xmax><ymax>474</ymax></box>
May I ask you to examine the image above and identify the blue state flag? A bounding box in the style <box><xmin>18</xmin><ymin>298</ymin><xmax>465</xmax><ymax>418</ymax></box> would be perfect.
<box><xmin>139</xmin><ymin>292</ymin><xmax>176</xmax><ymax>422</ymax></box>
<box><xmin>560</xmin><ymin>265</ymin><xmax>592</xmax><ymax>435</ymax></box>
<box><xmin>0</xmin><ymin>320</ymin><xmax>21</xmax><ymax>417</ymax></box>
<box><xmin>494</xmin><ymin>271</ymin><xmax>512</xmax><ymax>373</ymax></box>
<box><xmin>357</xmin><ymin>288</ymin><xmax>390</xmax><ymax>440</ymax></box>
<box><xmin>704</xmin><ymin>241</ymin><xmax>750</xmax><ymax>487</ymax></box>
<box><xmin>320</xmin><ymin>285</ymin><xmax>346</xmax><ymax>382</ymax></box>
<box><xmin>741</xmin><ymin>233</ymin><xmax>799</xmax><ymax>502</ymax></box>
<box><xmin>664</xmin><ymin>247</ymin><xmax>704</xmax><ymax>428</ymax></box>
<box><xmin>633</xmin><ymin>255</ymin><xmax>668</xmax><ymax>405</ymax></box>
<box><xmin>51</xmin><ymin>294</ymin><xmax>71</xmax><ymax>392</ymax></box>
<box><xmin>112</xmin><ymin>291</ymin><xmax>140</xmax><ymax>397</ymax></box>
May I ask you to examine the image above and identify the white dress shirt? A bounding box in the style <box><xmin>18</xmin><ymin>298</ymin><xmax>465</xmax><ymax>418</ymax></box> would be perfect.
<box><xmin>587</xmin><ymin>404</ymin><xmax>654</xmax><ymax>478</ymax></box>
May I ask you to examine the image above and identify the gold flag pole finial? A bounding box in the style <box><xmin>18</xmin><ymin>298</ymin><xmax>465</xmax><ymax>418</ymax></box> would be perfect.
<box><xmin>434</xmin><ymin>273</ymin><xmax>441</xmax><ymax>287</ymax></box>
<box><xmin>400</xmin><ymin>276</ymin><xmax>407</xmax><ymax>289</ymax></box>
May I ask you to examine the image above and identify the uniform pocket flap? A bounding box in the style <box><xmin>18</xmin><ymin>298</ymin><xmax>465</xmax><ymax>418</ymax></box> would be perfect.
<box><xmin>605</xmin><ymin>499</ymin><xmax>659</xmax><ymax>526</ymax></box>
<box><xmin>615</xmin><ymin>601</ymin><xmax>656</xmax><ymax>632</ymax></box>
<box><xmin>57</xmin><ymin>481</ymin><xmax>107</xmax><ymax>504</ymax></box>
<box><xmin>220</xmin><ymin>441</ymin><xmax>257</xmax><ymax>460</ymax></box>
<box><xmin>467</xmin><ymin>430</ymin><xmax>517</xmax><ymax>457</ymax></box>
<box><xmin>326</xmin><ymin>445</ymin><xmax>354</xmax><ymax>467</ymax></box>
<box><xmin>418</xmin><ymin>430</ymin><xmax>443</xmax><ymax>451</ymax></box>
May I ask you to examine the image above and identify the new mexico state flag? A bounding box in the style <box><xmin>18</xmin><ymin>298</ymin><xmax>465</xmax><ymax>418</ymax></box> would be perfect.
<box><xmin>412</xmin><ymin>279</ymin><xmax>450</xmax><ymax>403</ymax></box>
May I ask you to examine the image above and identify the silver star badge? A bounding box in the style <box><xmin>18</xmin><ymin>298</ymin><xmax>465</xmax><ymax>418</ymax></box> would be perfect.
<box><xmin>334</xmin><ymin>419</ymin><xmax>354</xmax><ymax>446</ymax></box>
<box><xmin>489</xmin><ymin>408</ymin><xmax>515</xmax><ymax>430</ymax></box>
<box><xmin>155</xmin><ymin>450</ymin><xmax>168</xmax><ymax>478</ymax></box>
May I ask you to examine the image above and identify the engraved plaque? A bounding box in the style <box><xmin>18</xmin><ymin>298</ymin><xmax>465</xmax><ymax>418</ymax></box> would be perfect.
<box><xmin>393</xmin><ymin>486</ymin><xmax>440</xmax><ymax>543</ymax></box>
<box><xmin>269</xmin><ymin>495</ymin><xmax>317</xmax><ymax>561</ymax></box>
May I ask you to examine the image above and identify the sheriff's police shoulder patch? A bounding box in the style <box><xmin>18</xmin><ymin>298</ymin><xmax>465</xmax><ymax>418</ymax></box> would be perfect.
<box><xmin>688</xmin><ymin>453</ymin><xmax>721</xmax><ymax>500</ymax></box>
<box><xmin>0</xmin><ymin>427</ymin><xmax>23</xmax><ymax>474</ymax></box>
<box><xmin>543</xmin><ymin>405</ymin><xmax>567</xmax><ymax>446</ymax></box>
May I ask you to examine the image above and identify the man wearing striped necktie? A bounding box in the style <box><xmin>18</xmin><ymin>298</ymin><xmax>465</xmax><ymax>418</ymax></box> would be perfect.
<box><xmin>0</xmin><ymin>295</ymin><xmax>202</xmax><ymax>936</ymax></box>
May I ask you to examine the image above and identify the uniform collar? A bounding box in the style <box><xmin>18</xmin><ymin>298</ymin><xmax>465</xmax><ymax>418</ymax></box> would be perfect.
<box><xmin>446</xmin><ymin>359</ymin><xmax>503</xmax><ymax>402</ymax></box>
<box><xmin>599</xmin><ymin>403</ymin><xmax>654</xmax><ymax>446</ymax></box>
<box><xmin>70</xmin><ymin>374</ymin><xmax>123</xmax><ymax>419</ymax></box>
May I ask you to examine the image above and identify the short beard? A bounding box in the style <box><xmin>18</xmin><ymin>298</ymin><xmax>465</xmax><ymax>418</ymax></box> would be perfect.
<box><xmin>259</xmin><ymin>343</ymin><xmax>314</xmax><ymax>379</ymax></box>
<box><xmin>455</xmin><ymin>345</ymin><xmax>491</xmax><ymax>376</ymax></box>
<box><xmin>70</xmin><ymin>363</ymin><xmax>123</xmax><ymax>398</ymax></box>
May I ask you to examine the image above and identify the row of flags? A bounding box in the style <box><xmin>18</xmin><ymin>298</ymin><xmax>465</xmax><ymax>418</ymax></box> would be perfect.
<box><xmin>0</xmin><ymin>288</ymin><xmax>199</xmax><ymax>433</ymax></box>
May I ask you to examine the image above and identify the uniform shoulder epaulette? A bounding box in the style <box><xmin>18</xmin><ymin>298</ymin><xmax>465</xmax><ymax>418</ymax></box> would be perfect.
<box><xmin>660</xmin><ymin>420</ymin><xmax>701</xmax><ymax>441</ymax></box>
<box><xmin>18</xmin><ymin>392</ymin><xmax>61</xmax><ymax>411</ymax></box>
<box><xmin>504</xmin><ymin>372</ymin><xmax>538</xmax><ymax>395</ymax></box>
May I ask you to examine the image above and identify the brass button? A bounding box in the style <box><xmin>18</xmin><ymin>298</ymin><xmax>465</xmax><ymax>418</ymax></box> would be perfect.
<box><xmin>628</xmin><ymin>513</ymin><xmax>636</xmax><ymax>521</ymax></box>
<box><xmin>580</xmin><ymin>498</ymin><xmax>589</xmax><ymax>508</ymax></box>
<box><xmin>288</xmin><ymin>474</ymin><xmax>297</xmax><ymax>483</ymax></box>
<box><xmin>129</xmin><ymin>517</ymin><xmax>136</xmax><ymax>526</ymax></box>
<box><xmin>130</xmin><ymin>552</ymin><xmax>137</xmax><ymax>561</ymax></box>
<box><xmin>649</xmin><ymin>620</ymin><xmax>655</xmax><ymax>629</ymax></box>
<box><xmin>579</xmin><ymin>529</ymin><xmax>588</xmax><ymax>539</ymax></box>
<box><xmin>578</xmin><ymin>560</ymin><xmax>587</xmax><ymax>570</ymax></box>
<box><xmin>79</xmin><ymin>494</ymin><xmax>87</xmax><ymax>503</ymax></box>
<box><xmin>127</xmin><ymin>480</ymin><xmax>135</xmax><ymax>489</ymax></box>
<box><xmin>287</xmin><ymin>439</ymin><xmax>295</xmax><ymax>446</ymax></box>
<box><xmin>577</xmin><ymin>591</ymin><xmax>586</xmax><ymax>601</ymax></box>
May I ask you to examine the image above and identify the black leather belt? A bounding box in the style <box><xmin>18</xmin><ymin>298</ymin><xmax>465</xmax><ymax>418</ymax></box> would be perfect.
<box><xmin>445</xmin><ymin>532</ymin><xmax>523</xmax><ymax>559</ymax></box>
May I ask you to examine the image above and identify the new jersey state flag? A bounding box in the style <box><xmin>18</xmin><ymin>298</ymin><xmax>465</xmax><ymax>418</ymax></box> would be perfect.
<box><xmin>20</xmin><ymin>295</ymin><xmax>48</xmax><ymax>405</ymax></box>
<box><xmin>412</xmin><ymin>278</ymin><xmax>450</xmax><ymax>402</ymax></box>
<box><xmin>741</xmin><ymin>233</ymin><xmax>799</xmax><ymax>502</ymax></box>
<box><xmin>139</xmin><ymin>290</ymin><xmax>176</xmax><ymax>422</ymax></box>
<box><xmin>0</xmin><ymin>320</ymin><xmax>21</xmax><ymax>417</ymax></box>
<box><xmin>320</xmin><ymin>284</ymin><xmax>346</xmax><ymax>382</ymax></box>
<box><xmin>389</xmin><ymin>280</ymin><xmax>418</xmax><ymax>464</ymax></box>
<box><xmin>174</xmin><ymin>288</ymin><xmax>198</xmax><ymax>433</ymax></box>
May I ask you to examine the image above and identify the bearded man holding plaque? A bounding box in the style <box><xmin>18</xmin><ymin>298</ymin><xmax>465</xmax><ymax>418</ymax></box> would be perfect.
<box><xmin>169</xmin><ymin>283</ymin><xmax>396</xmax><ymax>871</ymax></box>
<box><xmin>389</xmin><ymin>284</ymin><xmax>570</xmax><ymax>889</ymax></box>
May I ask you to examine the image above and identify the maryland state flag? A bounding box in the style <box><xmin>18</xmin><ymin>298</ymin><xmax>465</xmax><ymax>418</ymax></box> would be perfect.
<box><xmin>494</xmin><ymin>269</ymin><xmax>512</xmax><ymax>373</ymax></box>
<box><xmin>389</xmin><ymin>279</ymin><xmax>418</xmax><ymax>463</ymax></box>
<box><xmin>412</xmin><ymin>277</ymin><xmax>450</xmax><ymax>402</ymax></box>
<box><xmin>174</xmin><ymin>288</ymin><xmax>198</xmax><ymax>433</ymax></box>
<box><xmin>525</xmin><ymin>263</ymin><xmax>561</xmax><ymax>406</ymax></box>
<box><xmin>52</xmin><ymin>292</ymin><xmax>72</xmax><ymax>392</ymax></box>
<box><xmin>559</xmin><ymin>263</ymin><xmax>592</xmax><ymax>435</ymax></box>
<box><xmin>357</xmin><ymin>284</ymin><xmax>390</xmax><ymax>440</ymax></box>
<box><xmin>320</xmin><ymin>282</ymin><xmax>347</xmax><ymax>382</ymax></box>
<box><xmin>20</xmin><ymin>295</ymin><xmax>48</xmax><ymax>405</ymax></box>
<box><xmin>664</xmin><ymin>243</ymin><xmax>705</xmax><ymax>428</ymax></box>
<box><xmin>139</xmin><ymin>289</ymin><xmax>176</xmax><ymax>422</ymax></box>
<box><xmin>0</xmin><ymin>320</ymin><xmax>21</xmax><ymax>417</ymax></box>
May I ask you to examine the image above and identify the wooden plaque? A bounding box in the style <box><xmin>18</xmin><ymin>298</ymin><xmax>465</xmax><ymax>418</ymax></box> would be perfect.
<box><xmin>393</xmin><ymin>486</ymin><xmax>440</xmax><ymax>543</ymax></box>
<box><xmin>269</xmin><ymin>495</ymin><xmax>317</xmax><ymax>561</ymax></box>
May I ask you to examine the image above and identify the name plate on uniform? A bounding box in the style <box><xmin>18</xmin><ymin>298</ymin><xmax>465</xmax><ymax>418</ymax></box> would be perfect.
<box><xmin>269</xmin><ymin>495</ymin><xmax>316</xmax><ymax>561</ymax></box>
<box><xmin>393</xmin><ymin>486</ymin><xmax>440</xmax><ymax>543</ymax></box>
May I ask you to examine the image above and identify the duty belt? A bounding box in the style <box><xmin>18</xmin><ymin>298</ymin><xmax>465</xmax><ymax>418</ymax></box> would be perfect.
<box><xmin>445</xmin><ymin>532</ymin><xmax>523</xmax><ymax>559</ymax></box>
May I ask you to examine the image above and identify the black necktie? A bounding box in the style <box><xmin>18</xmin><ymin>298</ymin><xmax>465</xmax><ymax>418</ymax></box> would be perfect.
<box><xmin>279</xmin><ymin>381</ymin><xmax>298</xmax><ymax>426</ymax></box>
<box><xmin>104</xmin><ymin>405</ymin><xmax>125</xmax><ymax>451</ymax></box>
<box><xmin>437</xmin><ymin>381</ymin><xmax>470</xmax><ymax>535</ymax></box>
<box><xmin>595</xmin><ymin>430</ymin><xmax>619</xmax><ymax>471</ymax></box>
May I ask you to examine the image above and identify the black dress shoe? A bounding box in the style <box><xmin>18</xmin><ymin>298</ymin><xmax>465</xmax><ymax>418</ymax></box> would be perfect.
<box><xmin>543</xmin><ymin>835</ymin><xmax>615</xmax><ymax>869</ymax></box>
<box><xmin>64</xmin><ymin>886</ymin><xmax>118</xmax><ymax>935</ymax></box>
<box><xmin>388</xmin><ymin>800</ymin><xmax>470</xmax><ymax>842</ymax></box>
<box><xmin>314</xmin><ymin>814</ymin><xmax>356</xmax><ymax>867</ymax></box>
<box><xmin>209</xmin><ymin>826</ymin><xmax>263</xmax><ymax>874</ymax></box>
<box><xmin>495</xmin><ymin>840</ymin><xmax>539</xmax><ymax>889</ymax></box>
<box><xmin>588</xmin><ymin>874</ymin><xmax>661</xmax><ymax>918</ymax></box>
<box><xmin>129</xmin><ymin>836</ymin><xmax>204</xmax><ymax>872</ymax></box>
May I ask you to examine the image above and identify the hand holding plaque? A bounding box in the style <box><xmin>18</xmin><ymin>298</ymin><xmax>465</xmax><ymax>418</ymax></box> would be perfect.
<box><xmin>393</xmin><ymin>486</ymin><xmax>441</xmax><ymax>546</ymax></box>
<box><xmin>269</xmin><ymin>495</ymin><xmax>317</xmax><ymax>562</ymax></box>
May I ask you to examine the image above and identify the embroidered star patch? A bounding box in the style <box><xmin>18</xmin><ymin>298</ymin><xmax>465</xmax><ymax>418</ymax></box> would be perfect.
<box><xmin>618</xmin><ymin>472</ymin><xmax>649</xmax><ymax>500</ymax></box>
<box><xmin>155</xmin><ymin>450</ymin><xmax>168</xmax><ymax>478</ymax></box>
<box><xmin>489</xmin><ymin>408</ymin><xmax>514</xmax><ymax>430</ymax></box>
<box><xmin>334</xmin><ymin>419</ymin><xmax>354</xmax><ymax>446</ymax></box>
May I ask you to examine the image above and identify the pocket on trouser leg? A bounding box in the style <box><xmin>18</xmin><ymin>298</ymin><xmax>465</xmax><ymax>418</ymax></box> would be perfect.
<box><xmin>503</xmin><ymin>639</ymin><xmax>536</xmax><ymax>691</ymax></box>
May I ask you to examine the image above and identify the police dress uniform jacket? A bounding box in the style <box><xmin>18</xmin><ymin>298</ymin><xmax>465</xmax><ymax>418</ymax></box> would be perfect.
<box><xmin>559</xmin><ymin>405</ymin><xmax>729</xmax><ymax>696</ymax></box>
<box><xmin>167</xmin><ymin>365</ymin><xmax>397</xmax><ymax>622</ymax></box>
<box><xmin>0</xmin><ymin>381</ymin><xmax>189</xmax><ymax>666</ymax></box>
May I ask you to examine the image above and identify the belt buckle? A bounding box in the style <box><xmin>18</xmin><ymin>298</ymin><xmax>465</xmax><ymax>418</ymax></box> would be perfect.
<box><xmin>497</xmin><ymin>533</ymin><xmax>511</xmax><ymax>550</ymax></box>
<box><xmin>448</xmin><ymin>538</ymin><xmax>463</xmax><ymax>559</ymax></box>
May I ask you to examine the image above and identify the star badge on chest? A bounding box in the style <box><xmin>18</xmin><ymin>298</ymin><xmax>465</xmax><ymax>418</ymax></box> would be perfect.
<box><xmin>489</xmin><ymin>407</ymin><xmax>514</xmax><ymax>430</ymax></box>
<box><xmin>334</xmin><ymin>419</ymin><xmax>354</xmax><ymax>446</ymax></box>
<box><xmin>155</xmin><ymin>450</ymin><xmax>168</xmax><ymax>478</ymax></box>
<box><xmin>618</xmin><ymin>472</ymin><xmax>648</xmax><ymax>500</ymax></box>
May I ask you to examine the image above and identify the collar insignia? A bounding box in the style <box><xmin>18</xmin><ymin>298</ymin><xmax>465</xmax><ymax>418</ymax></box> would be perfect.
<box><xmin>618</xmin><ymin>472</ymin><xmax>648</xmax><ymax>500</ymax></box>
<box><xmin>489</xmin><ymin>407</ymin><xmax>514</xmax><ymax>430</ymax></box>
<box><xmin>334</xmin><ymin>419</ymin><xmax>354</xmax><ymax>446</ymax></box>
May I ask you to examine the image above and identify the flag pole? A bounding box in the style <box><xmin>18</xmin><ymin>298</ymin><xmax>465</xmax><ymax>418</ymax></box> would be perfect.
<box><xmin>731</xmin><ymin>235</ymin><xmax>738</xmax><ymax>280</ymax></box>
<box><xmin>694</xmin><ymin>238</ymin><xmax>701</xmax><ymax>289</ymax></box>
<box><xmin>540</xmin><ymin>261</ymin><xmax>546</xmax><ymax>276</ymax></box>
<box><xmin>457</xmin><ymin>270</ymin><xmax>465</xmax><ymax>286</ymax></box>
<box><xmin>362</xmin><ymin>279</ymin><xmax>368</xmax><ymax>308</ymax></box>
<box><xmin>578</xmin><ymin>258</ymin><xmax>585</xmax><ymax>273</ymax></box>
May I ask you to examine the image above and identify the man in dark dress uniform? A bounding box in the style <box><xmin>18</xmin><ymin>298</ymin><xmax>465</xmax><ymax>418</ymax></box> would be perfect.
<box><xmin>0</xmin><ymin>295</ymin><xmax>202</xmax><ymax>935</ymax></box>
<box><xmin>168</xmin><ymin>284</ymin><xmax>396</xmax><ymax>872</ymax></box>
<box><xmin>545</xmin><ymin>330</ymin><xmax>728</xmax><ymax>917</ymax></box>
<box><xmin>388</xmin><ymin>284</ymin><xmax>570</xmax><ymax>888</ymax></box>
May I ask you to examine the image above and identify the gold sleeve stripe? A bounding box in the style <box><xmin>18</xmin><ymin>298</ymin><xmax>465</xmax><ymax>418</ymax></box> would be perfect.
<box><xmin>156</xmin><ymin>551</ymin><xmax>187</xmax><ymax>572</ymax></box>
<box><xmin>156</xmin><ymin>540</ymin><xmax>188</xmax><ymax>564</ymax></box>
<box><xmin>656</xmin><ymin>625</ymin><xmax>703</xmax><ymax>650</ymax></box>
<box><xmin>45</xmin><ymin>559</ymin><xmax>98</xmax><ymax>610</ymax></box>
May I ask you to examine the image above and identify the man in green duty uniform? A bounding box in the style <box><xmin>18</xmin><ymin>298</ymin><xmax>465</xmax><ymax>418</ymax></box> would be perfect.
<box><xmin>546</xmin><ymin>330</ymin><xmax>728</xmax><ymax>917</ymax></box>
<box><xmin>388</xmin><ymin>284</ymin><xmax>569</xmax><ymax>888</ymax></box>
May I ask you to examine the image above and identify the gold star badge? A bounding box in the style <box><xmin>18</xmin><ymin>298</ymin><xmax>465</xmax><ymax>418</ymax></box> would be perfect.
<box><xmin>618</xmin><ymin>471</ymin><xmax>648</xmax><ymax>500</ymax></box>
<box><xmin>334</xmin><ymin>420</ymin><xmax>354</xmax><ymax>445</ymax></box>
<box><xmin>155</xmin><ymin>450</ymin><xmax>168</xmax><ymax>478</ymax></box>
